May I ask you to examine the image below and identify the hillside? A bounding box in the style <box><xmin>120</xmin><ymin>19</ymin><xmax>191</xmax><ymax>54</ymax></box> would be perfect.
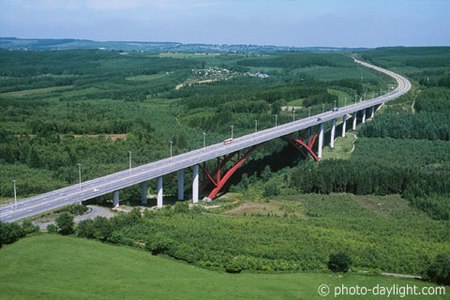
<box><xmin>0</xmin><ymin>235</ymin><xmax>447</xmax><ymax>300</ymax></box>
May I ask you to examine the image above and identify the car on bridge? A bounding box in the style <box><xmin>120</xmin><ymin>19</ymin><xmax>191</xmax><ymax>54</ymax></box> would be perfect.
<box><xmin>223</xmin><ymin>138</ymin><xmax>233</xmax><ymax>145</ymax></box>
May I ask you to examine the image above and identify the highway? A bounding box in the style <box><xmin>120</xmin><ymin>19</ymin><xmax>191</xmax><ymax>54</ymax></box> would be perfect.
<box><xmin>0</xmin><ymin>58</ymin><xmax>411</xmax><ymax>222</ymax></box>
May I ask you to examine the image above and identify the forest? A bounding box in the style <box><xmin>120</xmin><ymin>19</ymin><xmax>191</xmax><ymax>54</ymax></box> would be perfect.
<box><xmin>0</xmin><ymin>49</ymin><xmax>390</xmax><ymax>200</ymax></box>
<box><xmin>0</xmin><ymin>47</ymin><xmax>449</xmax><ymax>282</ymax></box>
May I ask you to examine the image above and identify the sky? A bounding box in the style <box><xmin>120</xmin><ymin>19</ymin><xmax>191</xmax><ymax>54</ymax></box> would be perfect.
<box><xmin>0</xmin><ymin>0</ymin><xmax>449</xmax><ymax>47</ymax></box>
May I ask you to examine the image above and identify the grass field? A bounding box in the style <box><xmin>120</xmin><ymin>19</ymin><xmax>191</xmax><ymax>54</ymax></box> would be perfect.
<box><xmin>322</xmin><ymin>134</ymin><xmax>358</xmax><ymax>160</ymax></box>
<box><xmin>0</xmin><ymin>235</ymin><xmax>447</xmax><ymax>300</ymax></box>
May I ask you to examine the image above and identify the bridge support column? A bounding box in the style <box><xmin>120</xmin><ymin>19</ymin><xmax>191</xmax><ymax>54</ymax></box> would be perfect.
<box><xmin>192</xmin><ymin>165</ymin><xmax>199</xmax><ymax>203</ymax></box>
<box><xmin>113</xmin><ymin>191</ymin><xmax>119</xmax><ymax>208</ymax></box>
<box><xmin>177</xmin><ymin>169</ymin><xmax>184</xmax><ymax>200</ymax></box>
<box><xmin>140</xmin><ymin>182</ymin><xmax>147</xmax><ymax>205</ymax></box>
<box><xmin>362</xmin><ymin>109</ymin><xmax>366</xmax><ymax>123</ymax></box>
<box><xmin>318</xmin><ymin>123</ymin><xmax>324</xmax><ymax>160</ymax></box>
<box><xmin>157</xmin><ymin>177</ymin><xmax>163</xmax><ymax>208</ymax></box>
<box><xmin>330</xmin><ymin>118</ymin><xmax>336</xmax><ymax>148</ymax></box>
<box><xmin>342</xmin><ymin>116</ymin><xmax>347</xmax><ymax>137</ymax></box>
<box><xmin>352</xmin><ymin>111</ymin><xmax>358</xmax><ymax>130</ymax></box>
<box><xmin>371</xmin><ymin>106</ymin><xmax>375</xmax><ymax>119</ymax></box>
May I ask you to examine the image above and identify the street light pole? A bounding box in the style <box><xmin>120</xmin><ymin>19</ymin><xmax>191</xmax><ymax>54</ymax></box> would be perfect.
<box><xmin>128</xmin><ymin>151</ymin><xmax>132</xmax><ymax>174</ymax></box>
<box><xmin>12</xmin><ymin>180</ymin><xmax>17</xmax><ymax>209</ymax></box>
<box><xmin>292</xmin><ymin>109</ymin><xmax>295</xmax><ymax>122</ymax></box>
<box><xmin>308</xmin><ymin>107</ymin><xmax>311</xmax><ymax>118</ymax></box>
<box><xmin>344</xmin><ymin>97</ymin><xmax>347</xmax><ymax>107</ymax></box>
<box><xmin>274</xmin><ymin>115</ymin><xmax>278</xmax><ymax>127</ymax></box>
<box><xmin>202</xmin><ymin>132</ymin><xmax>206</xmax><ymax>150</ymax></box>
<box><xmin>322</xmin><ymin>103</ymin><xmax>325</xmax><ymax>113</ymax></box>
<box><xmin>255</xmin><ymin>120</ymin><xmax>258</xmax><ymax>132</ymax></box>
<box><xmin>169</xmin><ymin>141</ymin><xmax>173</xmax><ymax>162</ymax></box>
<box><xmin>77</xmin><ymin>163</ymin><xmax>82</xmax><ymax>190</ymax></box>
<box><xmin>231</xmin><ymin>125</ymin><xmax>234</xmax><ymax>139</ymax></box>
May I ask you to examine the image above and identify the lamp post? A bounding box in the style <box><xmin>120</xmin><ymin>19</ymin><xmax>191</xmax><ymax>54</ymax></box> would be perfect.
<box><xmin>322</xmin><ymin>103</ymin><xmax>325</xmax><ymax>113</ymax></box>
<box><xmin>202</xmin><ymin>132</ymin><xmax>206</xmax><ymax>150</ymax></box>
<box><xmin>255</xmin><ymin>120</ymin><xmax>258</xmax><ymax>132</ymax></box>
<box><xmin>308</xmin><ymin>107</ymin><xmax>311</xmax><ymax>118</ymax></box>
<box><xmin>77</xmin><ymin>163</ymin><xmax>82</xmax><ymax>190</ymax></box>
<box><xmin>231</xmin><ymin>125</ymin><xmax>234</xmax><ymax>139</ymax></box>
<box><xmin>169</xmin><ymin>141</ymin><xmax>173</xmax><ymax>162</ymax></box>
<box><xmin>128</xmin><ymin>151</ymin><xmax>132</xmax><ymax>173</ymax></box>
<box><xmin>292</xmin><ymin>109</ymin><xmax>295</xmax><ymax>122</ymax></box>
<box><xmin>12</xmin><ymin>180</ymin><xmax>17</xmax><ymax>209</ymax></box>
<box><xmin>344</xmin><ymin>97</ymin><xmax>347</xmax><ymax>107</ymax></box>
<box><xmin>274</xmin><ymin>115</ymin><xmax>278</xmax><ymax>127</ymax></box>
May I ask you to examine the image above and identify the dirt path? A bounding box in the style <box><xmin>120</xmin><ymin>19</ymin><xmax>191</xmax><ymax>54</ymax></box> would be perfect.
<box><xmin>349</xmin><ymin>133</ymin><xmax>358</xmax><ymax>153</ymax></box>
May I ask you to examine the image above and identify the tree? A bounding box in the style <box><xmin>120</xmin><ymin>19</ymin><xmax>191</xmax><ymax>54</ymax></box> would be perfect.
<box><xmin>328</xmin><ymin>251</ymin><xmax>352</xmax><ymax>273</ymax></box>
<box><xmin>263</xmin><ymin>182</ymin><xmax>279</xmax><ymax>197</ymax></box>
<box><xmin>55</xmin><ymin>212</ymin><xmax>74</xmax><ymax>235</ymax></box>
<box><xmin>424</xmin><ymin>253</ymin><xmax>450</xmax><ymax>285</ymax></box>
<box><xmin>0</xmin><ymin>221</ymin><xmax>26</xmax><ymax>247</ymax></box>
<box><xmin>21</xmin><ymin>219</ymin><xmax>39</xmax><ymax>235</ymax></box>
<box><xmin>46</xmin><ymin>224</ymin><xmax>58</xmax><ymax>234</ymax></box>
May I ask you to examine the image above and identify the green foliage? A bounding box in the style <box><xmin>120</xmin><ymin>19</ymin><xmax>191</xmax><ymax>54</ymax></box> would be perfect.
<box><xmin>263</xmin><ymin>182</ymin><xmax>280</xmax><ymax>197</ymax></box>
<box><xmin>0</xmin><ymin>221</ymin><xmax>26</xmax><ymax>247</ymax></box>
<box><xmin>423</xmin><ymin>253</ymin><xmax>450</xmax><ymax>286</ymax></box>
<box><xmin>328</xmin><ymin>251</ymin><xmax>352</xmax><ymax>273</ymax></box>
<box><xmin>66</xmin><ymin>204</ymin><xmax>88</xmax><ymax>216</ymax></box>
<box><xmin>2</xmin><ymin>234</ymin><xmax>447</xmax><ymax>300</ymax></box>
<box><xmin>46</xmin><ymin>224</ymin><xmax>58</xmax><ymax>234</ymax></box>
<box><xmin>55</xmin><ymin>212</ymin><xmax>74</xmax><ymax>235</ymax></box>
<box><xmin>21</xmin><ymin>220</ymin><xmax>40</xmax><ymax>235</ymax></box>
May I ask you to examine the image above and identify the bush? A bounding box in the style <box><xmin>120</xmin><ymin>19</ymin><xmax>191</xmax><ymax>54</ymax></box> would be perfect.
<box><xmin>46</xmin><ymin>224</ymin><xmax>58</xmax><ymax>234</ymax></box>
<box><xmin>263</xmin><ymin>182</ymin><xmax>280</xmax><ymax>197</ymax></box>
<box><xmin>55</xmin><ymin>212</ymin><xmax>74</xmax><ymax>235</ymax></box>
<box><xmin>424</xmin><ymin>253</ymin><xmax>450</xmax><ymax>285</ymax></box>
<box><xmin>67</xmin><ymin>204</ymin><xmax>88</xmax><ymax>216</ymax></box>
<box><xmin>328</xmin><ymin>251</ymin><xmax>352</xmax><ymax>273</ymax></box>
<box><xmin>76</xmin><ymin>219</ymin><xmax>96</xmax><ymax>239</ymax></box>
<box><xmin>21</xmin><ymin>219</ymin><xmax>40</xmax><ymax>234</ymax></box>
<box><xmin>0</xmin><ymin>221</ymin><xmax>26</xmax><ymax>247</ymax></box>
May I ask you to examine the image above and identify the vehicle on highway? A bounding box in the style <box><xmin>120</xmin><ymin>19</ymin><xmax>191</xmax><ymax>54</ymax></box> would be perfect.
<box><xmin>332</xmin><ymin>107</ymin><xmax>339</xmax><ymax>112</ymax></box>
<box><xmin>93</xmin><ymin>188</ymin><xmax>100</xmax><ymax>193</ymax></box>
<box><xmin>223</xmin><ymin>138</ymin><xmax>233</xmax><ymax>145</ymax></box>
<box><xmin>317</xmin><ymin>117</ymin><xmax>322</xmax><ymax>121</ymax></box>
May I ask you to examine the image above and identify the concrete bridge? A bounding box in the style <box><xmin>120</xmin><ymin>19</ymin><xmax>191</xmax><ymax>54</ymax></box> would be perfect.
<box><xmin>0</xmin><ymin>59</ymin><xmax>411</xmax><ymax>222</ymax></box>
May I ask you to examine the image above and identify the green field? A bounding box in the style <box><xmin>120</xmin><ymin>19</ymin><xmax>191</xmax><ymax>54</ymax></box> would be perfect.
<box><xmin>0</xmin><ymin>235</ymin><xmax>447</xmax><ymax>300</ymax></box>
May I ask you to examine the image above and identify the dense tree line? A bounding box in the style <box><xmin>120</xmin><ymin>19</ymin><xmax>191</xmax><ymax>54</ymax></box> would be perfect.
<box><xmin>72</xmin><ymin>201</ymin><xmax>449</xmax><ymax>275</ymax></box>
<box><xmin>236</xmin><ymin>52</ymin><xmax>354</xmax><ymax>69</ymax></box>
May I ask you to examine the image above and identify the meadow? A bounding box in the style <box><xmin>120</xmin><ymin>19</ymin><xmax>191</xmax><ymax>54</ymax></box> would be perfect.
<box><xmin>0</xmin><ymin>234</ymin><xmax>447</xmax><ymax>300</ymax></box>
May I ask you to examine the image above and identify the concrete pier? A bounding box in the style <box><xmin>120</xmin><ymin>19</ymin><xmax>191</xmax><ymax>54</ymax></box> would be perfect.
<box><xmin>342</xmin><ymin>116</ymin><xmax>347</xmax><ymax>137</ymax></box>
<box><xmin>330</xmin><ymin>118</ymin><xmax>336</xmax><ymax>148</ymax></box>
<box><xmin>362</xmin><ymin>109</ymin><xmax>366</xmax><ymax>123</ymax></box>
<box><xmin>318</xmin><ymin>123</ymin><xmax>324</xmax><ymax>160</ymax></box>
<box><xmin>192</xmin><ymin>165</ymin><xmax>199</xmax><ymax>203</ymax></box>
<box><xmin>113</xmin><ymin>191</ymin><xmax>119</xmax><ymax>208</ymax></box>
<box><xmin>177</xmin><ymin>169</ymin><xmax>184</xmax><ymax>200</ymax></box>
<box><xmin>140</xmin><ymin>182</ymin><xmax>147</xmax><ymax>205</ymax></box>
<box><xmin>353</xmin><ymin>111</ymin><xmax>358</xmax><ymax>130</ymax></box>
<box><xmin>157</xmin><ymin>177</ymin><xmax>163</xmax><ymax>208</ymax></box>
<box><xmin>371</xmin><ymin>106</ymin><xmax>375</xmax><ymax>119</ymax></box>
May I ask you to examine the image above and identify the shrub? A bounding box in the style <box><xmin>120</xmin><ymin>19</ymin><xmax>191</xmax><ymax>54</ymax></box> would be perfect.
<box><xmin>424</xmin><ymin>253</ymin><xmax>450</xmax><ymax>285</ymax></box>
<box><xmin>46</xmin><ymin>224</ymin><xmax>58</xmax><ymax>234</ymax></box>
<box><xmin>328</xmin><ymin>251</ymin><xmax>352</xmax><ymax>273</ymax></box>
<box><xmin>55</xmin><ymin>212</ymin><xmax>74</xmax><ymax>235</ymax></box>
